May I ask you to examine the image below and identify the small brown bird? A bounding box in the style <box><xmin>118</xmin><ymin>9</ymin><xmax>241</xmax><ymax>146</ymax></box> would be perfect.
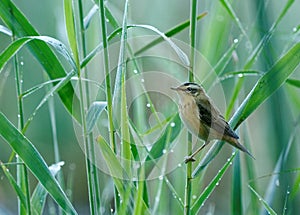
<box><xmin>171</xmin><ymin>82</ymin><xmax>253</xmax><ymax>163</ymax></box>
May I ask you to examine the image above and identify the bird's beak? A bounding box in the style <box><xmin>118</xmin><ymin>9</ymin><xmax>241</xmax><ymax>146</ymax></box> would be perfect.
<box><xmin>171</xmin><ymin>86</ymin><xmax>181</xmax><ymax>91</ymax></box>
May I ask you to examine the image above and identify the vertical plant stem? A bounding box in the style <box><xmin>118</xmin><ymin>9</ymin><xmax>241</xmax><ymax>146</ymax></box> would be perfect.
<box><xmin>185</xmin><ymin>1</ymin><xmax>197</xmax><ymax>215</ymax></box>
<box><xmin>64</xmin><ymin>0</ymin><xmax>101</xmax><ymax>213</ymax></box>
<box><xmin>78</xmin><ymin>0</ymin><xmax>102</xmax><ymax>212</ymax></box>
<box><xmin>12</xmin><ymin>33</ymin><xmax>31</xmax><ymax>215</ymax></box>
<box><xmin>98</xmin><ymin>0</ymin><xmax>118</xmax><ymax>210</ymax></box>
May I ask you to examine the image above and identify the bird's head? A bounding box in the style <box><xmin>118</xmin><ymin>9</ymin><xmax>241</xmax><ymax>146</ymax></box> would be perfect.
<box><xmin>171</xmin><ymin>82</ymin><xmax>205</xmax><ymax>98</ymax></box>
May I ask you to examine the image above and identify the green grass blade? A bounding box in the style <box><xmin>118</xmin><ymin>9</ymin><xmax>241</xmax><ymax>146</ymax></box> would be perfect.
<box><xmin>84</xmin><ymin>4</ymin><xmax>98</xmax><ymax>29</ymax></box>
<box><xmin>191</xmin><ymin>152</ymin><xmax>236</xmax><ymax>214</ymax></box>
<box><xmin>144</xmin><ymin>114</ymin><xmax>182</xmax><ymax>176</ymax></box>
<box><xmin>31</xmin><ymin>162</ymin><xmax>65</xmax><ymax>215</ymax></box>
<box><xmin>0</xmin><ymin>36</ymin><xmax>76</xmax><ymax>72</ymax></box>
<box><xmin>248</xmin><ymin>185</ymin><xmax>277</xmax><ymax>215</ymax></box>
<box><xmin>0</xmin><ymin>162</ymin><xmax>27</xmax><ymax>211</ymax></box>
<box><xmin>244</xmin><ymin>0</ymin><xmax>295</xmax><ymax>69</ymax></box>
<box><xmin>0</xmin><ymin>112</ymin><xmax>77</xmax><ymax>215</ymax></box>
<box><xmin>195</xmin><ymin>42</ymin><xmax>300</xmax><ymax>172</ymax></box>
<box><xmin>86</xmin><ymin>101</ymin><xmax>107</xmax><ymax>133</ymax></box>
<box><xmin>231</xmin><ymin>153</ymin><xmax>242</xmax><ymax>215</ymax></box>
<box><xmin>134</xmin><ymin>12</ymin><xmax>207</xmax><ymax>56</ymax></box>
<box><xmin>219</xmin><ymin>0</ymin><xmax>249</xmax><ymax>43</ymax></box>
<box><xmin>22</xmin><ymin>70</ymin><xmax>75</xmax><ymax>133</ymax></box>
<box><xmin>96</xmin><ymin>136</ymin><xmax>150</xmax><ymax>214</ymax></box>
<box><xmin>0</xmin><ymin>0</ymin><xmax>81</xmax><ymax>121</ymax></box>
<box><xmin>231</xmin><ymin>42</ymin><xmax>300</xmax><ymax>129</ymax></box>
<box><xmin>64</xmin><ymin>0</ymin><xmax>80</xmax><ymax>69</ymax></box>
<box><xmin>286</xmin><ymin>78</ymin><xmax>300</xmax><ymax>88</ymax></box>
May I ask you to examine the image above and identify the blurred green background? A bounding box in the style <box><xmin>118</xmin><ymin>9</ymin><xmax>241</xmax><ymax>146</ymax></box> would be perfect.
<box><xmin>1</xmin><ymin>0</ymin><xmax>300</xmax><ymax>214</ymax></box>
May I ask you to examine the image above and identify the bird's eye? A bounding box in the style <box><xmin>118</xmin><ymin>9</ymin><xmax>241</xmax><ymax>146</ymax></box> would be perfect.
<box><xmin>187</xmin><ymin>87</ymin><xmax>197</xmax><ymax>94</ymax></box>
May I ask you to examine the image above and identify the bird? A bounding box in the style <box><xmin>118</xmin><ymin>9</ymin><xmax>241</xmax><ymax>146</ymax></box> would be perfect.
<box><xmin>171</xmin><ymin>82</ymin><xmax>254</xmax><ymax>163</ymax></box>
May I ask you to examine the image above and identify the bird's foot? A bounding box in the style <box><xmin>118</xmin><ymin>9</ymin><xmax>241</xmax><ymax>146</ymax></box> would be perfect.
<box><xmin>184</xmin><ymin>156</ymin><xmax>196</xmax><ymax>163</ymax></box>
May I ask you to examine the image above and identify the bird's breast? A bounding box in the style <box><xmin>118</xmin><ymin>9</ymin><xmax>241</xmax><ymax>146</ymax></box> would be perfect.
<box><xmin>179</xmin><ymin>98</ymin><xmax>207</xmax><ymax>140</ymax></box>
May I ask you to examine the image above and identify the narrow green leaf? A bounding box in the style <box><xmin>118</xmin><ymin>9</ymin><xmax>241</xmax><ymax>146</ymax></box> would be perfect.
<box><xmin>24</xmin><ymin>71</ymin><xmax>75</xmax><ymax>134</ymax></box>
<box><xmin>96</xmin><ymin>136</ymin><xmax>150</xmax><ymax>214</ymax></box>
<box><xmin>86</xmin><ymin>101</ymin><xmax>107</xmax><ymax>133</ymax></box>
<box><xmin>0</xmin><ymin>0</ymin><xmax>81</xmax><ymax>122</ymax></box>
<box><xmin>191</xmin><ymin>152</ymin><xmax>236</xmax><ymax>214</ymax></box>
<box><xmin>0</xmin><ymin>112</ymin><xmax>77</xmax><ymax>215</ymax></box>
<box><xmin>248</xmin><ymin>185</ymin><xmax>277</xmax><ymax>215</ymax></box>
<box><xmin>64</xmin><ymin>0</ymin><xmax>80</xmax><ymax>68</ymax></box>
<box><xmin>0</xmin><ymin>162</ymin><xmax>27</xmax><ymax>211</ymax></box>
<box><xmin>286</xmin><ymin>78</ymin><xmax>300</xmax><ymax>88</ymax></box>
<box><xmin>145</xmin><ymin>114</ymin><xmax>182</xmax><ymax>176</ymax></box>
<box><xmin>84</xmin><ymin>4</ymin><xmax>98</xmax><ymax>29</ymax></box>
<box><xmin>244</xmin><ymin>0</ymin><xmax>295</xmax><ymax>69</ymax></box>
<box><xmin>231</xmin><ymin>42</ymin><xmax>300</xmax><ymax>129</ymax></box>
<box><xmin>31</xmin><ymin>161</ymin><xmax>65</xmax><ymax>215</ymax></box>
<box><xmin>231</xmin><ymin>154</ymin><xmax>242</xmax><ymax>215</ymax></box>
<box><xmin>0</xmin><ymin>36</ymin><xmax>76</xmax><ymax>72</ymax></box>
<box><xmin>135</xmin><ymin>12</ymin><xmax>207</xmax><ymax>56</ymax></box>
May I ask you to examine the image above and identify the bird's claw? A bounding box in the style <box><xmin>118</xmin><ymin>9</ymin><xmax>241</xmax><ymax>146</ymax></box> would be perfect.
<box><xmin>184</xmin><ymin>156</ymin><xmax>196</xmax><ymax>163</ymax></box>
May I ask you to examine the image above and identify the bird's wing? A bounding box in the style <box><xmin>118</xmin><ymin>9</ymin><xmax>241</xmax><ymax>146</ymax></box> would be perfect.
<box><xmin>197</xmin><ymin>99</ymin><xmax>239</xmax><ymax>139</ymax></box>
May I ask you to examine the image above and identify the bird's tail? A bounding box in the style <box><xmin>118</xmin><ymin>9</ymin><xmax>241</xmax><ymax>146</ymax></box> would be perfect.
<box><xmin>227</xmin><ymin>137</ymin><xmax>255</xmax><ymax>159</ymax></box>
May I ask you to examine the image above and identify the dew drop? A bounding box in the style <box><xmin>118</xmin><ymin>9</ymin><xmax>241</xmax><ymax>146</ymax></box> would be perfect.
<box><xmin>233</xmin><ymin>38</ymin><xmax>239</xmax><ymax>43</ymax></box>
<box><xmin>287</xmin><ymin>191</ymin><xmax>290</xmax><ymax>195</ymax></box>
<box><xmin>178</xmin><ymin>163</ymin><xmax>182</xmax><ymax>167</ymax></box>
<box><xmin>141</xmin><ymin>78</ymin><xmax>145</xmax><ymax>83</ymax></box>
<box><xmin>20</xmin><ymin>61</ymin><xmax>24</xmax><ymax>66</ymax></box>
<box><xmin>238</xmin><ymin>73</ymin><xmax>243</xmax><ymax>78</ymax></box>
<box><xmin>162</xmin><ymin>149</ymin><xmax>167</xmax><ymax>154</ymax></box>
<box><xmin>275</xmin><ymin>179</ymin><xmax>280</xmax><ymax>186</ymax></box>
<box><xmin>133</xmin><ymin>69</ymin><xmax>138</xmax><ymax>74</ymax></box>
<box><xmin>158</xmin><ymin>175</ymin><xmax>163</xmax><ymax>180</ymax></box>
<box><xmin>106</xmin><ymin>18</ymin><xmax>110</xmax><ymax>23</ymax></box>
<box><xmin>170</xmin><ymin>122</ymin><xmax>175</xmax><ymax>127</ymax></box>
<box><xmin>155</xmin><ymin>196</ymin><xmax>159</xmax><ymax>202</ymax></box>
<box><xmin>293</xmin><ymin>27</ymin><xmax>297</xmax><ymax>32</ymax></box>
<box><xmin>146</xmin><ymin>103</ymin><xmax>151</xmax><ymax>108</ymax></box>
<box><xmin>192</xmin><ymin>195</ymin><xmax>197</xmax><ymax>199</ymax></box>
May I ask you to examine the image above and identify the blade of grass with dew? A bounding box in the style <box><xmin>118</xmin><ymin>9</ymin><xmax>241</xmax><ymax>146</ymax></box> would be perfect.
<box><xmin>193</xmin><ymin>42</ymin><xmax>300</xmax><ymax>174</ymax></box>
<box><xmin>261</xmin><ymin>117</ymin><xmax>298</xmax><ymax>213</ymax></box>
<box><xmin>244</xmin><ymin>0</ymin><xmax>295</xmax><ymax>69</ymax></box>
<box><xmin>22</xmin><ymin>70</ymin><xmax>75</xmax><ymax>133</ymax></box>
<box><xmin>248</xmin><ymin>185</ymin><xmax>277</xmax><ymax>215</ymax></box>
<box><xmin>144</xmin><ymin>114</ymin><xmax>182</xmax><ymax>176</ymax></box>
<box><xmin>0</xmin><ymin>36</ymin><xmax>76</xmax><ymax>73</ymax></box>
<box><xmin>0</xmin><ymin>162</ymin><xmax>27</xmax><ymax>211</ymax></box>
<box><xmin>191</xmin><ymin>152</ymin><xmax>237</xmax><ymax>214</ymax></box>
<box><xmin>231</xmin><ymin>42</ymin><xmax>300</xmax><ymax>129</ymax></box>
<box><xmin>64</xmin><ymin>0</ymin><xmax>103</xmax><ymax>213</ymax></box>
<box><xmin>96</xmin><ymin>136</ymin><xmax>150</xmax><ymax>214</ymax></box>
<box><xmin>129</xmin><ymin>24</ymin><xmax>190</xmax><ymax>67</ymax></box>
<box><xmin>111</xmin><ymin>0</ymin><xmax>132</xmax><ymax>177</ymax></box>
<box><xmin>31</xmin><ymin>161</ymin><xmax>65</xmax><ymax>215</ymax></box>
<box><xmin>134</xmin><ymin>12</ymin><xmax>207</xmax><ymax>56</ymax></box>
<box><xmin>0</xmin><ymin>112</ymin><xmax>77</xmax><ymax>215</ymax></box>
<box><xmin>0</xmin><ymin>0</ymin><xmax>81</xmax><ymax>121</ymax></box>
<box><xmin>219</xmin><ymin>0</ymin><xmax>250</xmax><ymax>44</ymax></box>
<box><xmin>81</xmin><ymin>12</ymin><xmax>206</xmax><ymax>69</ymax></box>
<box><xmin>86</xmin><ymin>101</ymin><xmax>107</xmax><ymax>133</ymax></box>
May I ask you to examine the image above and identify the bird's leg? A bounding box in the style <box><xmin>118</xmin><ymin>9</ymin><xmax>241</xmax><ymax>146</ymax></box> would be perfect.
<box><xmin>184</xmin><ymin>141</ymin><xmax>209</xmax><ymax>163</ymax></box>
